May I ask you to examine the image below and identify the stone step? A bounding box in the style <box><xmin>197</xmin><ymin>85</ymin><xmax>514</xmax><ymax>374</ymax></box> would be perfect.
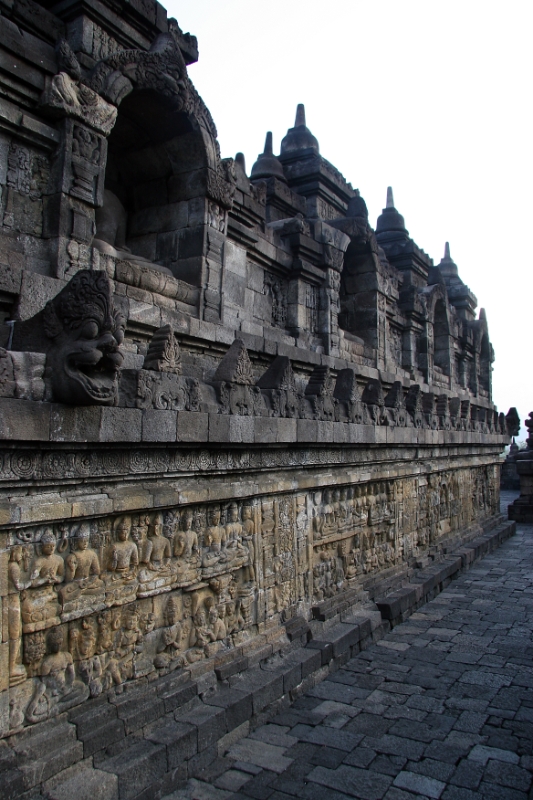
<box><xmin>8</xmin><ymin>717</ymin><xmax>83</xmax><ymax>792</ymax></box>
<box><xmin>311</xmin><ymin>587</ymin><xmax>362</xmax><ymax>621</ymax></box>
<box><xmin>42</xmin><ymin>762</ymin><xmax>118</xmax><ymax>800</ymax></box>
<box><xmin>156</xmin><ymin>675</ymin><xmax>198</xmax><ymax>715</ymax></box>
<box><xmin>375</xmin><ymin>519</ymin><xmax>516</xmax><ymax>625</ymax></box>
<box><xmin>307</xmin><ymin>620</ymin><xmax>365</xmax><ymax>664</ymax></box>
<box><xmin>283</xmin><ymin>614</ymin><xmax>312</xmax><ymax>643</ymax></box>
<box><xmin>173</xmin><ymin>699</ymin><xmax>227</xmax><ymax>755</ymax></box>
<box><xmin>98</xmin><ymin>739</ymin><xmax>168</xmax><ymax>800</ymax></box>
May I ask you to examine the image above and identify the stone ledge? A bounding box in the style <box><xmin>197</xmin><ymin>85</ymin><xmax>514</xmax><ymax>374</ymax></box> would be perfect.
<box><xmin>0</xmin><ymin>398</ymin><xmax>510</xmax><ymax>446</ymax></box>
<box><xmin>375</xmin><ymin>519</ymin><xmax>516</xmax><ymax>626</ymax></box>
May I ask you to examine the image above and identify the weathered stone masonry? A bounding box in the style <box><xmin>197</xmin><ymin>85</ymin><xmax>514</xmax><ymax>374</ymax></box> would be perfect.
<box><xmin>0</xmin><ymin>0</ymin><xmax>516</xmax><ymax>751</ymax></box>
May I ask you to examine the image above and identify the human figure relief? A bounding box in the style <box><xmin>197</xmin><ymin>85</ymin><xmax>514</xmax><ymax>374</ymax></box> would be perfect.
<box><xmin>322</xmin><ymin>489</ymin><xmax>336</xmax><ymax>537</ymax></box>
<box><xmin>131</xmin><ymin>514</ymin><xmax>151</xmax><ymax>563</ymax></box>
<box><xmin>145</xmin><ymin>513</ymin><xmax>172</xmax><ymax>571</ymax></box>
<box><xmin>60</xmin><ymin>524</ymin><xmax>105</xmax><ymax>618</ymax></box>
<box><xmin>428</xmin><ymin>475</ymin><xmax>440</xmax><ymax>544</ymax></box>
<box><xmin>30</xmin><ymin>529</ymin><xmax>65</xmax><ymax>587</ymax></box>
<box><xmin>336</xmin><ymin>488</ymin><xmax>349</xmax><ymax>533</ymax></box>
<box><xmin>201</xmin><ymin>506</ymin><xmax>227</xmax><ymax>572</ymax></box>
<box><xmin>366</xmin><ymin>485</ymin><xmax>379</xmax><ymax>527</ymax></box>
<box><xmin>344</xmin><ymin>536</ymin><xmax>361</xmax><ymax>579</ymax></box>
<box><xmin>354</xmin><ymin>486</ymin><xmax>368</xmax><ymax>528</ymax></box>
<box><xmin>332</xmin><ymin>489</ymin><xmax>343</xmax><ymax>528</ymax></box>
<box><xmin>71</xmin><ymin>617</ymin><xmax>103</xmax><ymax>698</ymax></box>
<box><xmin>154</xmin><ymin>596</ymin><xmax>185</xmax><ymax>671</ymax></box>
<box><xmin>224</xmin><ymin>503</ymin><xmax>247</xmax><ymax>567</ymax></box>
<box><xmin>7</xmin><ymin>545</ymin><xmax>30</xmax><ymax>685</ymax></box>
<box><xmin>208</xmin><ymin>604</ymin><xmax>227</xmax><ymax>641</ymax></box>
<box><xmin>312</xmin><ymin>492</ymin><xmax>325</xmax><ymax>541</ymax></box>
<box><xmin>25</xmin><ymin>627</ymin><xmax>88</xmax><ymax>724</ymax></box>
<box><xmin>321</xmin><ymin>552</ymin><xmax>336</xmax><ymax>597</ymax></box>
<box><xmin>21</xmin><ymin>531</ymin><xmax>64</xmax><ymax>634</ymax></box>
<box><xmin>224</xmin><ymin>601</ymin><xmax>238</xmax><ymax>635</ymax></box>
<box><xmin>186</xmin><ymin>606</ymin><xmax>211</xmax><ymax>662</ymax></box>
<box><xmin>138</xmin><ymin>512</ymin><xmax>175</xmax><ymax>596</ymax></box>
<box><xmin>295</xmin><ymin>496</ymin><xmax>308</xmax><ymax>537</ymax></box>
<box><xmin>110</xmin><ymin>516</ymin><xmax>138</xmax><ymax>580</ymax></box>
<box><xmin>241</xmin><ymin>505</ymin><xmax>256</xmax><ymax>583</ymax></box>
<box><xmin>105</xmin><ymin>516</ymin><xmax>139</xmax><ymax>605</ymax></box>
<box><xmin>133</xmin><ymin>612</ymin><xmax>157</xmax><ymax>678</ymax></box>
<box><xmin>173</xmin><ymin>508</ymin><xmax>200</xmax><ymax>584</ymax></box>
<box><xmin>95</xmin><ymin>608</ymin><xmax>121</xmax><ymax>654</ymax></box>
<box><xmin>70</xmin><ymin>616</ymin><xmax>97</xmax><ymax>661</ymax></box>
<box><xmin>110</xmin><ymin>607</ymin><xmax>144</xmax><ymax>687</ymax></box>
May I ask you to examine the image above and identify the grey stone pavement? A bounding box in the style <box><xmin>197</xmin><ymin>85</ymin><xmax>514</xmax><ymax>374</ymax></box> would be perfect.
<box><xmin>169</xmin><ymin>493</ymin><xmax>533</xmax><ymax>800</ymax></box>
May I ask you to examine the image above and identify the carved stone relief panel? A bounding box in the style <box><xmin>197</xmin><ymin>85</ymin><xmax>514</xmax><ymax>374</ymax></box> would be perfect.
<box><xmin>2</xmin><ymin>143</ymin><xmax>50</xmax><ymax>234</ymax></box>
<box><xmin>264</xmin><ymin>273</ymin><xmax>287</xmax><ymax>329</ymax></box>
<box><xmin>0</xmin><ymin>461</ymin><xmax>500</xmax><ymax>734</ymax></box>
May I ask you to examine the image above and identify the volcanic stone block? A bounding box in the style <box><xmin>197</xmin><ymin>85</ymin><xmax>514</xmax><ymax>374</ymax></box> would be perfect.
<box><xmin>231</xmin><ymin>667</ymin><xmax>285</xmax><ymax>714</ymax></box>
<box><xmin>147</xmin><ymin>719</ymin><xmax>198</xmax><ymax>765</ymax></box>
<box><xmin>204</xmin><ymin>687</ymin><xmax>253</xmax><ymax>731</ymax></box>
<box><xmin>99</xmin><ymin>740</ymin><xmax>167</xmax><ymax>800</ymax></box>
<box><xmin>112</xmin><ymin>687</ymin><xmax>165</xmax><ymax>735</ymax></box>
<box><xmin>99</xmin><ymin>408</ymin><xmax>142</xmax><ymax>442</ymax></box>
<box><xmin>44</xmin><ymin>765</ymin><xmax>119</xmax><ymax>800</ymax></box>
<box><xmin>176</xmin><ymin>411</ymin><xmax>208</xmax><ymax>442</ymax></box>
<box><xmin>142</xmin><ymin>409</ymin><xmax>178</xmax><ymax>442</ymax></box>
<box><xmin>0</xmin><ymin>398</ymin><xmax>50</xmax><ymax>441</ymax></box>
<box><xmin>69</xmin><ymin>701</ymin><xmax>125</xmax><ymax>758</ymax></box>
<box><xmin>176</xmin><ymin>702</ymin><xmax>226</xmax><ymax>752</ymax></box>
<box><xmin>157</xmin><ymin>678</ymin><xmax>197</xmax><ymax>714</ymax></box>
<box><xmin>215</xmin><ymin>655</ymin><xmax>249</xmax><ymax>681</ymax></box>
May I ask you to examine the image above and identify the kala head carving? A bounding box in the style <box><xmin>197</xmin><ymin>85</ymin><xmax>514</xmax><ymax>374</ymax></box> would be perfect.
<box><xmin>10</xmin><ymin>270</ymin><xmax>125</xmax><ymax>405</ymax></box>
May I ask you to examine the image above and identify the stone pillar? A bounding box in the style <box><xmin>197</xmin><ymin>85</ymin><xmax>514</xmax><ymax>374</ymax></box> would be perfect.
<box><xmin>40</xmin><ymin>73</ymin><xmax>116</xmax><ymax>279</ymax></box>
<box><xmin>509</xmin><ymin>412</ymin><xmax>533</xmax><ymax>523</ymax></box>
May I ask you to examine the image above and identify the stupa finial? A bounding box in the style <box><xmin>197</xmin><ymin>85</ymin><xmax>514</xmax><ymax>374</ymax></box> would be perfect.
<box><xmin>250</xmin><ymin>131</ymin><xmax>287</xmax><ymax>183</ymax></box>
<box><xmin>444</xmin><ymin>241</ymin><xmax>451</xmax><ymax>259</ymax></box>
<box><xmin>376</xmin><ymin>186</ymin><xmax>408</xmax><ymax>237</ymax></box>
<box><xmin>295</xmin><ymin>103</ymin><xmax>306</xmax><ymax>127</ymax></box>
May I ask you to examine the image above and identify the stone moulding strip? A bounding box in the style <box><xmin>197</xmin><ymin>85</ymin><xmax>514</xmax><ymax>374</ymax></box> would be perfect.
<box><xmin>0</xmin><ymin>398</ymin><xmax>510</xmax><ymax>446</ymax></box>
<box><xmin>2</xmin><ymin>518</ymin><xmax>516</xmax><ymax>799</ymax></box>
<box><xmin>0</xmin><ymin>441</ymin><xmax>506</xmax><ymax>486</ymax></box>
<box><xmin>0</xmin><ymin>454</ymin><xmax>502</xmax><ymax>531</ymax></box>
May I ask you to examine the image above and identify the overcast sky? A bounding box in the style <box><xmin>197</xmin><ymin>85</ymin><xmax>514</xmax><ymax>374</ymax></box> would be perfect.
<box><xmin>169</xmin><ymin>0</ymin><xmax>532</xmax><ymax>437</ymax></box>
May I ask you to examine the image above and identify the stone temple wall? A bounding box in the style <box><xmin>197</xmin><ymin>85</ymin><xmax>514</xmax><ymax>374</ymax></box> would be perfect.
<box><xmin>0</xmin><ymin>0</ymin><xmax>513</xmax><ymax>739</ymax></box>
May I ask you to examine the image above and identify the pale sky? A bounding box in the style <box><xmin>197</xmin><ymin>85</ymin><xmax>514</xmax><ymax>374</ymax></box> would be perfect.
<box><xmin>169</xmin><ymin>0</ymin><xmax>532</xmax><ymax>437</ymax></box>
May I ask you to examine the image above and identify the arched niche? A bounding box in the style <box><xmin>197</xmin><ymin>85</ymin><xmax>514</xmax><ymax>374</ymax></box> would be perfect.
<box><xmin>338</xmin><ymin>238</ymin><xmax>380</xmax><ymax>348</ymax></box>
<box><xmin>87</xmin><ymin>35</ymin><xmax>235</xmax><ymax>289</ymax></box>
<box><xmin>479</xmin><ymin>333</ymin><xmax>491</xmax><ymax>392</ymax></box>
<box><xmin>101</xmin><ymin>88</ymin><xmax>210</xmax><ymax>277</ymax></box>
<box><xmin>433</xmin><ymin>298</ymin><xmax>451</xmax><ymax>376</ymax></box>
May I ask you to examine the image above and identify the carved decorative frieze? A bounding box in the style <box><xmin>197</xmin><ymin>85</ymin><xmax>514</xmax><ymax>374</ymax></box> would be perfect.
<box><xmin>0</xmin><ymin>462</ymin><xmax>499</xmax><ymax>732</ymax></box>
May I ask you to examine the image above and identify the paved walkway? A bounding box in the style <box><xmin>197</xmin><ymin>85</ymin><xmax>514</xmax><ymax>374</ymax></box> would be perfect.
<box><xmin>171</xmin><ymin>497</ymin><xmax>533</xmax><ymax>800</ymax></box>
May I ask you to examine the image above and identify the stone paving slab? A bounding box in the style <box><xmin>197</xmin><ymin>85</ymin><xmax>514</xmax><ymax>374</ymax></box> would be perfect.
<box><xmin>176</xmin><ymin>519</ymin><xmax>533</xmax><ymax>800</ymax></box>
